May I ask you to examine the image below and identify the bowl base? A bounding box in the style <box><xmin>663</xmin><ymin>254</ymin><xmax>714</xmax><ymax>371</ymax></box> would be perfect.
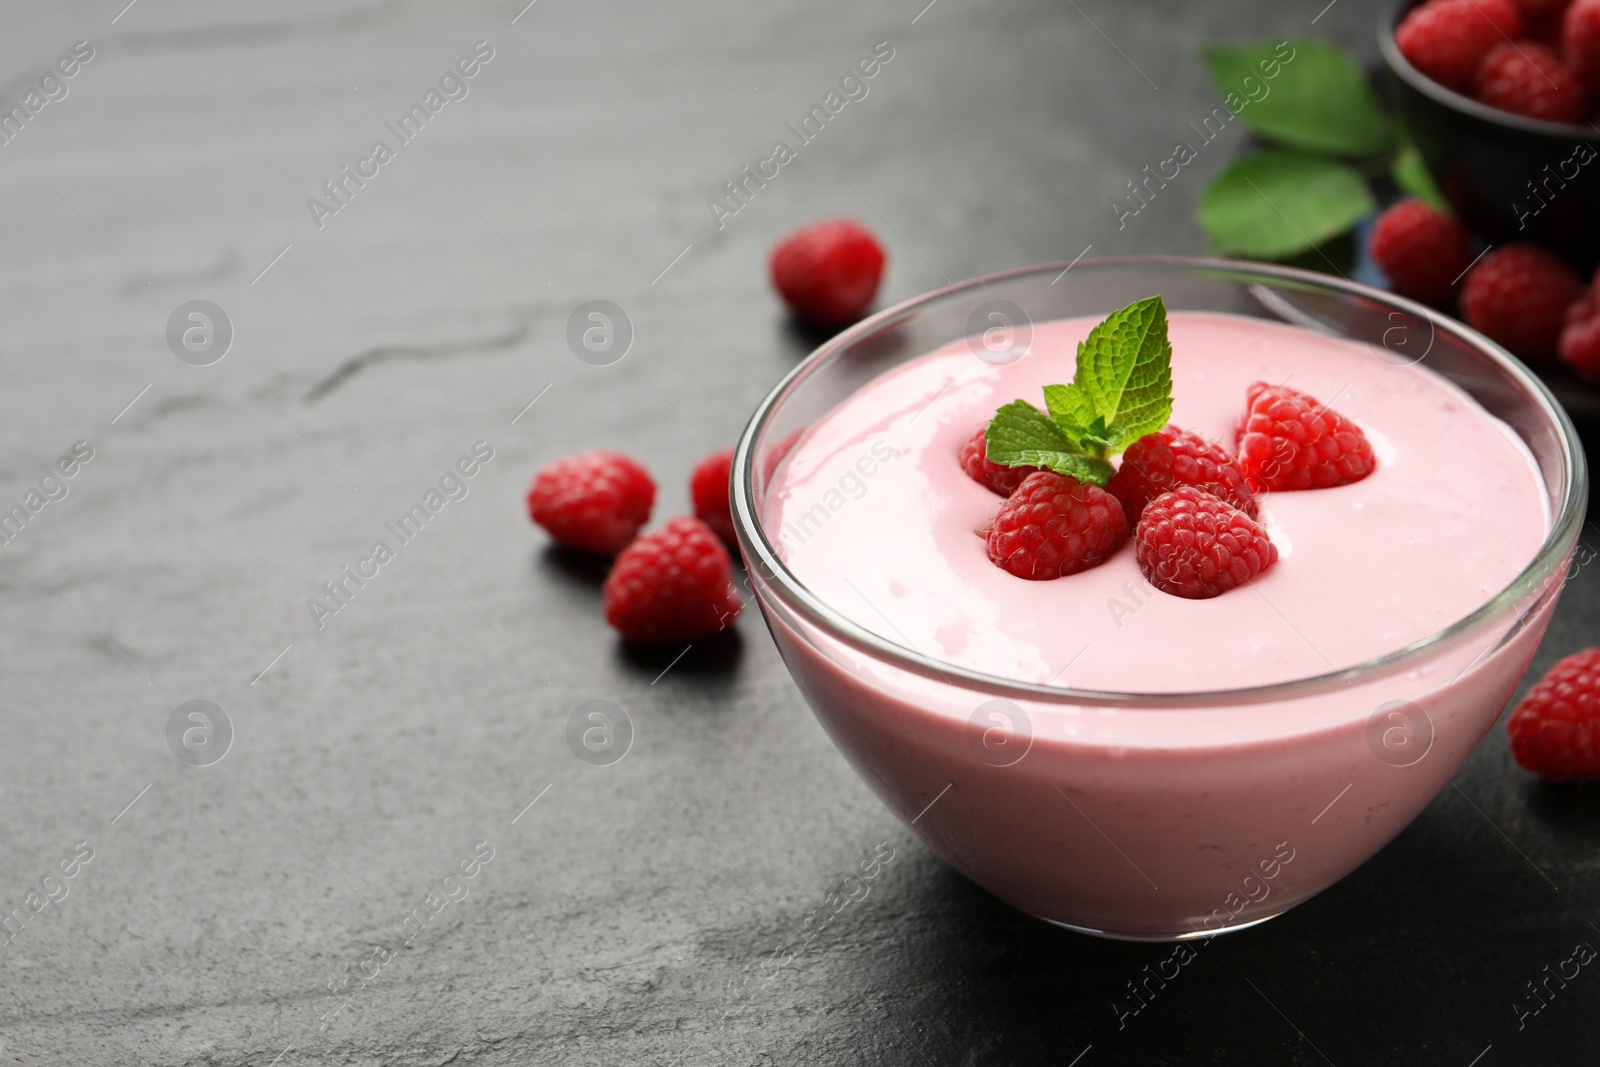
<box><xmin>1036</xmin><ymin>906</ymin><xmax>1293</xmax><ymax>943</ymax></box>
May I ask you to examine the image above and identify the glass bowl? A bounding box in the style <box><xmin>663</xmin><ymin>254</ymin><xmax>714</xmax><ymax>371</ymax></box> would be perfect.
<box><xmin>730</xmin><ymin>257</ymin><xmax>1587</xmax><ymax>941</ymax></box>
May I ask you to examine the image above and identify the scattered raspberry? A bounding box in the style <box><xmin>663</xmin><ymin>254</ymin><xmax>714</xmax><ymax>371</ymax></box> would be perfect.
<box><xmin>1559</xmin><ymin>279</ymin><xmax>1600</xmax><ymax>378</ymax></box>
<box><xmin>1236</xmin><ymin>384</ymin><xmax>1376</xmax><ymax>492</ymax></box>
<box><xmin>1368</xmin><ymin>198</ymin><xmax>1475</xmax><ymax>305</ymax></box>
<box><xmin>1506</xmin><ymin>648</ymin><xmax>1600</xmax><ymax>781</ymax></box>
<box><xmin>603</xmin><ymin>517</ymin><xmax>743</xmax><ymax>643</ymax></box>
<box><xmin>1471</xmin><ymin>41</ymin><xmax>1587</xmax><ymax>122</ymax></box>
<box><xmin>1107</xmin><ymin>425</ymin><xmax>1256</xmax><ymax>521</ymax></box>
<box><xmin>527</xmin><ymin>450</ymin><xmax>655</xmax><ymax>555</ymax></box>
<box><xmin>770</xmin><ymin>218</ymin><xmax>886</xmax><ymax>327</ymax></box>
<box><xmin>959</xmin><ymin>425</ymin><xmax>1042</xmax><ymax>496</ymax></box>
<box><xmin>690</xmin><ymin>449</ymin><xmax>738</xmax><ymax>549</ymax></box>
<box><xmin>1134</xmin><ymin>487</ymin><xmax>1278</xmax><ymax>600</ymax></box>
<box><xmin>1461</xmin><ymin>244</ymin><xmax>1584</xmax><ymax>361</ymax></box>
<box><xmin>1397</xmin><ymin>0</ymin><xmax>1525</xmax><ymax>90</ymax></box>
<box><xmin>984</xmin><ymin>471</ymin><xmax>1129</xmax><ymax>580</ymax></box>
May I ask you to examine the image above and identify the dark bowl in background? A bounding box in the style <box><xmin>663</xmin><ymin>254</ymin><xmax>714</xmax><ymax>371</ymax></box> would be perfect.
<box><xmin>1379</xmin><ymin>0</ymin><xmax>1600</xmax><ymax>271</ymax></box>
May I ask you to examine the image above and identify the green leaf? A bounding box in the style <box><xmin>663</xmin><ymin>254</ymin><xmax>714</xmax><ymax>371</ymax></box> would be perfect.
<box><xmin>984</xmin><ymin>400</ymin><xmax>1115</xmax><ymax>486</ymax></box>
<box><xmin>979</xmin><ymin>297</ymin><xmax>1174</xmax><ymax>486</ymax></box>
<box><xmin>1199</xmin><ymin>150</ymin><xmax>1376</xmax><ymax>260</ymax></box>
<box><xmin>1393</xmin><ymin>140</ymin><xmax>1448</xmax><ymax>211</ymax></box>
<box><xmin>1203</xmin><ymin>40</ymin><xmax>1392</xmax><ymax>158</ymax></box>
<box><xmin>1071</xmin><ymin>295</ymin><xmax>1173</xmax><ymax>452</ymax></box>
<box><xmin>1041</xmin><ymin>382</ymin><xmax>1096</xmax><ymax>443</ymax></box>
<box><xmin>1004</xmin><ymin>449</ymin><xmax>1115</xmax><ymax>486</ymax></box>
<box><xmin>986</xmin><ymin>399</ymin><xmax>1073</xmax><ymax>457</ymax></box>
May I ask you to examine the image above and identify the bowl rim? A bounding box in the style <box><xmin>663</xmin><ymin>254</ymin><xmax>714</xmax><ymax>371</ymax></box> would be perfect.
<box><xmin>730</xmin><ymin>255</ymin><xmax>1589</xmax><ymax>708</ymax></box>
<box><xmin>1378</xmin><ymin>0</ymin><xmax>1600</xmax><ymax>140</ymax></box>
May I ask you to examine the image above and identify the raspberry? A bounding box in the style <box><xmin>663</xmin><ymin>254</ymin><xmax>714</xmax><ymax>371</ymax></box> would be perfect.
<box><xmin>1471</xmin><ymin>41</ymin><xmax>1587</xmax><ymax>122</ymax></box>
<box><xmin>1563</xmin><ymin>0</ymin><xmax>1600</xmax><ymax>93</ymax></box>
<box><xmin>1397</xmin><ymin>0</ymin><xmax>1525</xmax><ymax>90</ymax></box>
<box><xmin>1474</xmin><ymin>0</ymin><xmax>1534</xmax><ymax>33</ymax></box>
<box><xmin>602</xmin><ymin>517</ymin><xmax>743</xmax><ymax>643</ymax></box>
<box><xmin>1135</xmin><ymin>487</ymin><xmax>1279</xmax><ymax>600</ymax></box>
<box><xmin>984</xmin><ymin>471</ymin><xmax>1128</xmax><ymax>580</ymax></box>
<box><xmin>527</xmin><ymin>450</ymin><xmax>655</xmax><ymax>555</ymax></box>
<box><xmin>1368</xmin><ymin>198</ymin><xmax>1475</xmax><ymax>305</ymax></box>
<box><xmin>1461</xmin><ymin>244</ymin><xmax>1584</xmax><ymax>361</ymax></box>
<box><xmin>1236</xmin><ymin>384</ymin><xmax>1376</xmax><ymax>492</ymax></box>
<box><xmin>1559</xmin><ymin>277</ymin><xmax>1600</xmax><ymax>377</ymax></box>
<box><xmin>959</xmin><ymin>425</ymin><xmax>1042</xmax><ymax>496</ymax></box>
<box><xmin>1506</xmin><ymin>648</ymin><xmax>1600</xmax><ymax>781</ymax></box>
<box><xmin>770</xmin><ymin>218</ymin><xmax>886</xmax><ymax>326</ymax></box>
<box><xmin>690</xmin><ymin>449</ymin><xmax>738</xmax><ymax>549</ymax></box>
<box><xmin>1107</xmin><ymin>425</ymin><xmax>1256</xmax><ymax>520</ymax></box>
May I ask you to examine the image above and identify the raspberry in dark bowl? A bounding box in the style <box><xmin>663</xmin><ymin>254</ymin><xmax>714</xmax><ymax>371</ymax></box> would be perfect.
<box><xmin>1380</xmin><ymin>0</ymin><xmax>1600</xmax><ymax>270</ymax></box>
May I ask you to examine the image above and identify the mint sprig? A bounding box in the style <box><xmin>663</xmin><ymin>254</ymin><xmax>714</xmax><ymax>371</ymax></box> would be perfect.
<box><xmin>982</xmin><ymin>295</ymin><xmax>1172</xmax><ymax>487</ymax></box>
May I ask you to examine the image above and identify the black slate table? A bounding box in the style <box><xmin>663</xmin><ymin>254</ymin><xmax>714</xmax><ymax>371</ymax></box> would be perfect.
<box><xmin>1</xmin><ymin>1</ymin><xmax>1596</xmax><ymax>1064</ymax></box>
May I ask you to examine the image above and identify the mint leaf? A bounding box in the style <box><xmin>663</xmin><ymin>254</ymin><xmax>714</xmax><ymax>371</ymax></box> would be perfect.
<box><xmin>1199</xmin><ymin>150</ymin><xmax>1375</xmax><ymax>259</ymax></box>
<box><xmin>1042</xmin><ymin>382</ymin><xmax>1097</xmax><ymax>443</ymax></box>
<box><xmin>1071</xmin><ymin>296</ymin><xmax>1172</xmax><ymax>452</ymax></box>
<box><xmin>1393</xmin><ymin>140</ymin><xmax>1448</xmax><ymax>211</ymax></box>
<box><xmin>985</xmin><ymin>400</ymin><xmax>1116</xmax><ymax>486</ymax></box>
<box><xmin>981</xmin><ymin>297</ymin><xmax>1173</xmax><ymax>487</ymax></box>
<box><xmin>1204</xmin><ymin>40</ymin><xmax>1391</xmax><ymax>158</ymax></box>
<box><xmin>985</xmin><ymin>399</ymin><xmax>1072</xmax><ymax>456</ymax></box>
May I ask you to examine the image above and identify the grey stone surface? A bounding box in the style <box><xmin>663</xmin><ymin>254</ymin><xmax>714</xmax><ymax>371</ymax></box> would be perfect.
<box><xmin>0</xmin><ymin>1</ymin><xmax>1595</xmax><ymax>1064</ymax></box>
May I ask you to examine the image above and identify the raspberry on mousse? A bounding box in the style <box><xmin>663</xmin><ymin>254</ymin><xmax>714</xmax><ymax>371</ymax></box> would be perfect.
<box><xmin>1236</xmin><ymin>383</ymin><xmax>1376</xmax><ymax>493</ymax></box>
<box><xmin>1107</xmin><ymin>424</ymin><xmax>1256</xmax><ymax>521</ymax></box>
<box><xmin>1134</xmin><ymin>486</ymin><xmax>1279</xmax><ymax>600</ymax></box>
<box><xmin>983</xmin><ymin>471</ymin><xmax>1130</xmax><ymax>581</ymax></box>
<box><xmin>960</xmin><ymin>425</ymin><xmax>1043</xmax><ymax>496</ymax></box>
